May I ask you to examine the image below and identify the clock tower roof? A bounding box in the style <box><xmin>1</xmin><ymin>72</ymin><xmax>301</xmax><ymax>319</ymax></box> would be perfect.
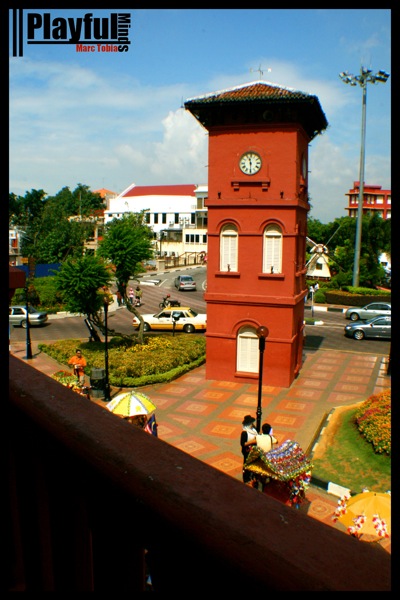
<box><xmin>185</xmin><ymin>80</ymin><xmax>328</xmax><ymax>140</ymax></box>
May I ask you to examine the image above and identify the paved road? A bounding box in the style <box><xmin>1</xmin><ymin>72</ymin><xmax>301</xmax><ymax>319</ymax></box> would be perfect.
<box><xmin>304</xmin><ymin>310</ymin><xmax>390</xmax><ymax>356</ymax></box>
<box><xmin>10</xmin><ymin>306</ymin><xmax>390</xmax><ymax>361</ymax></box>
<box><xmin>9</xmin><ymin>267</ymin><xmax>390</xmax><ymax>359</ymax></box>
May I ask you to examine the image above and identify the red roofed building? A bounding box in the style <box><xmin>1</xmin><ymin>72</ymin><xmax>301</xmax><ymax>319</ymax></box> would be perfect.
<box><xmin>105</xmin><ymin>183</ymin><xmax>208</xmax><ymax>262</ymax></box>
<box><xmin>345</xmin><ymin>182</ymin><xmax>391</xmax><ymax>219</ymax></box>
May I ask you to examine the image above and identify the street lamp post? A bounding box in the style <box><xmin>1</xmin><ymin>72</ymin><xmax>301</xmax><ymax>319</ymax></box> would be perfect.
<box><xmin>339</xmin><ymin>67</ymin><xmax>390</xmax><ymax>288</ymax></box>
<box><xmin>172</xmin><ymin>312</ymin><xmax>180</xmax><ymax>337</ymax></box>
<box><xmin>310</xmin><ymin>287</ymin><xmax>315</xmax><ymax>318</ymax></box>
<box><xmin>256</xmin><ymin>325</ymin><xmax>269</xmax><ymax>433</ymax></box>
<box><xmin>24</xmin><ymin>283</ymin><xmax>33</xmax><ymax>359</ymax></box>
<box><xmin>103</xmin><ymin>296</ymin><xmax>111</xmax><ymax>402</ymax></box>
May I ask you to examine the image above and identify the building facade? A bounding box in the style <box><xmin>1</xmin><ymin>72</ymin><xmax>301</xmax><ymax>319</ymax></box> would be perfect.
<box><xmin>105</xmin><ymin>183</ymin><xmax>208</xmax><ymax>262</ymax></box>
<box><xmin>9</xmin><ymin>228</ymin><xmax>23</xmax><ymax>266</ymax></box>
<box><xmin>345</xmin><ymin>182</ymin><xmax>391</xmax><ymax>219</ymax></box>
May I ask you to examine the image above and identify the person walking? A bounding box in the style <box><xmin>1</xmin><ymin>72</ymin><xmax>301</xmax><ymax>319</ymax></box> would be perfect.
<box><xmin>240</xmin><ymin>415</ymin><xmax>258</xmax><ymax>485</ymax></box>
<box><xmin>68</xmin><ymin>348</ymin><xmax>87</xmax><ymax>387</ymax></box>
<box><xmin>128</xmin><ymin>286</ymin><xmax>135</xmax><ymax>305</ymax></box>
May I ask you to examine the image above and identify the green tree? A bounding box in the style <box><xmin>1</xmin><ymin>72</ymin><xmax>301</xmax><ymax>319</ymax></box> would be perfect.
<box><xmin>9</xmin><ymin>189</ymin><xmax>48</xmax><ymax>259</ymax></box>
<box><xmin>306</xmin><ymin>217</ymin><xmax>329</xmax><ymax>245</ymax></box>
<box><xmin>49</xmin><ymin>184</ymin><xmax>104</xmax><ymax>218</ymax></box>
<box><xmin>54</xmin><ymin>255</ymin><xmax>112</xmax><ymax>317</ymax></box>
<box><xmin>9</xmin><ymin>185</ymin><xmax>106</xmax><ymax>264</ymax></box>
<box><xmin>358</xmin><ymin>213</ymin><xmax>388</xmax><ymax>287</ymax></box>
<box><xmin>34</xmin><ymin>199</ymin><xmax>92</xmax><ymax>262</ymax></box>
<box><xmin>97</xmin><ymin>212</ymin><xmax>154</xmax><ymax>342</ymax></box>
<box><xmin>381</xmin><ymin>218</ymin><xmax>391</xmax><ymax>259</ymax></box>
<box><xmin>310</xmin><ymin>215</ymin><xmax>389</xmax><ymax>288</ymax></box>
<box><xmin>9</xmin><ymin>189</ymin><xmax>47</xmax><ymax>228</ymax></box>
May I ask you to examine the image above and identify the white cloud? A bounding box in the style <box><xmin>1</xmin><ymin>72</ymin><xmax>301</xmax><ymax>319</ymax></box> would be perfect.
<box><xmin>151</xmin><ymin>109</ymin><xmax>208</xmax><ymax>182</ymax></box>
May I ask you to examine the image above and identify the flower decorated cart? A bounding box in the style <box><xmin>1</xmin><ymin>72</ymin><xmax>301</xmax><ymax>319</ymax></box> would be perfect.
<box><xmin>244</xmin><ymin>440</ymin><xmax>313</xmax><ymax>507</ymax></box>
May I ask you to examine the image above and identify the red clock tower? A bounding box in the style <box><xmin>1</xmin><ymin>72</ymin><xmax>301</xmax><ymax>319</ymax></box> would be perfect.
<box><xmin>185</xmin><ymin>82</ymin><xmax>328</xmax><ymax>387</ymax></box>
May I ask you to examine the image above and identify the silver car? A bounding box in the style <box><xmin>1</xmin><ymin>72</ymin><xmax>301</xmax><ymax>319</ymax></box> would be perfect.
<box><xmin>174</xmin><ymin>275</ymin><xmax>197</xmax><ymax>291</ymax></box>
<box><xmin>344</xmin><ymin>315</ymin><xmax>391</xmax><ymax>340</ymax></box>
<box><xmin>9</xmin><ymin>305</ymin><xmax>48</xmax><ymax>328</ymax></box>
<box><xmin>345</xmin><ymin>302</ymin><xmax>391</xmax><ymax>321</ymax></box>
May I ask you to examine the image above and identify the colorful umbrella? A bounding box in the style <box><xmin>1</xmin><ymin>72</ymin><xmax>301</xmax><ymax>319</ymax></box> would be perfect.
<box><xmin>106</xmin><ymin>391</ymin><xmax>156</xmax><ymax>418</ymax></box>
<box><xmin>333</xmin><ymin>490</ymin><xmax>391</xmax><ymax>540</ymax></box>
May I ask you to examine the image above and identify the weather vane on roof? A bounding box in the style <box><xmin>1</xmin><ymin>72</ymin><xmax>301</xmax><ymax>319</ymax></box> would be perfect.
<box><xmin>250</xmin><ymin>64</ymin><xmax>272</xmax><ymax>78</ymax></box>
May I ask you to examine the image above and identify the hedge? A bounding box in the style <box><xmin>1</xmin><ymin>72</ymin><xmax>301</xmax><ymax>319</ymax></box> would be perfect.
<box><xmin>323</xmin><ymin>290</ymin><xmax>391</xmax><ymax>306</ymax></box>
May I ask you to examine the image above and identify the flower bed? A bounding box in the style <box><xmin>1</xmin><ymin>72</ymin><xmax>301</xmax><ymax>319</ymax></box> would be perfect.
<box><xmin>355</xmin><ymin>389</ymin><xmax>391</xmax><ymax>455</ymax></box>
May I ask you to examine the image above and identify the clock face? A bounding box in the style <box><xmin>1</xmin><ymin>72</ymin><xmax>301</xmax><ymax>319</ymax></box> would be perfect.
<box><xmin>239</xmin><ymin>152</ymin><xmax>262</xmax><ymax>175</ymax></box>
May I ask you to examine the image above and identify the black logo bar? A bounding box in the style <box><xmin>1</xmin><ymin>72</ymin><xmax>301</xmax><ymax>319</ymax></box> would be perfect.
<box><xmin>12</xmin><ymin>8</ymin><xmax>24</xmax><ymax>57</ymax></box>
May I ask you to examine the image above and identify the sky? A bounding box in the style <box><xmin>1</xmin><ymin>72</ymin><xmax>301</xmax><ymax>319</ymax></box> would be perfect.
<box><xmin>9</xmin><ymin>7</ymin><xmax>391</xmax><ymax>224</ymax></box>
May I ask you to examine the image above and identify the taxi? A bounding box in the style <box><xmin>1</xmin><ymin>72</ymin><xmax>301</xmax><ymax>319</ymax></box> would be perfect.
<box><xmin>132</xmin><ymin>307</ymin><xmax>206</xmax><ymax>333</ymax></box>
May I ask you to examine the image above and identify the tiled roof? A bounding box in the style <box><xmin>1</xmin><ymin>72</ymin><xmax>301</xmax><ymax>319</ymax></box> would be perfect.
<box><xmin>185</xmin><ymin>80</ymin><xmax>328</xmax><ymax>139</ymax></box>
<box><xmin>123</xmin><ymin>184</ymin><xmax>197</xmax><ymax>198</ymax></box>
<box><xmin>93</xmin><ymin>188</ymin><xmax>118</xmax><ymax>198</ymax></box>
<box><xmin>185</xmin><ymin>81</ymin><xmax>313</xmax><ymax>104</ymax></box>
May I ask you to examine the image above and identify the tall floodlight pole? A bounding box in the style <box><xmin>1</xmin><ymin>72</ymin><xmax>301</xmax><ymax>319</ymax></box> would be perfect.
<box><xmin>339</xmin><ymin>67</ymin><xmax>389</xmax><ymax>287</ymax></box>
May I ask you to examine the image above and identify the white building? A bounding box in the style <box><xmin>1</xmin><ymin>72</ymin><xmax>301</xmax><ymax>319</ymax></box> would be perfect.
<box><xmin>9</xmin><ymin>228</ymin><xmax>24</xmax><ymax>266</ymax></box>
<box><xmin>105</xmin><ymin>183</ymin><xmax>208</xmax><ymax>264</ymax></box>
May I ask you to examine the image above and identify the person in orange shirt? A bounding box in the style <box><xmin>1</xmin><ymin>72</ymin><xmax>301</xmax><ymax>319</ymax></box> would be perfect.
<box><xmin>68</xmin><ymin>348</ymin><xmax>87</xmax><ymax>387</ymax></box>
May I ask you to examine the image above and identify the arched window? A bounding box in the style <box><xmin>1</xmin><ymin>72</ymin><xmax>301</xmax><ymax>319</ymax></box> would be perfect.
<box><xmin>263</xmin><ymin>224</ymin><xmax>282</xmax><ymax>274</ymax></box>
<box><xmin>236</xmin><ymin>326</ymin><xmax>258</xmax><ymax>373</ymax></box>
<box><xmin>220</xmin><ymin>224</ymin><xmax>238</xmax><ymax>272</ymax></box>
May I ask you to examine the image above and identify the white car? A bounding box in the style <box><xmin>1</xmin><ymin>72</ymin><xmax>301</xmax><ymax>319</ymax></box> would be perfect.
<box><xmin>132</xmin><ymin>307</ymin><xmax>206</xmax><ymax>333</ymax></box>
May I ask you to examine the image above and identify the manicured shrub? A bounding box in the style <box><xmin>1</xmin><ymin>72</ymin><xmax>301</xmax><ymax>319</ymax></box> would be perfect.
<box><xmin>355</xmin><ymin>389</ymin><xmax>391</xmax><ymax>455</ymax></box>
<box><xmin>314</xmin><ymin>289</ymin><xmax>326</xmax><ymax>303</ymax></box>
<box><xmin>38</xmin><ymin>334</ymin><xmax>206</xmax><ymax>388</ymax></box>
<box><xmin>324</xmin><ymin>290</ymin><xmax>391</xmax><ymax>306</ymax></box>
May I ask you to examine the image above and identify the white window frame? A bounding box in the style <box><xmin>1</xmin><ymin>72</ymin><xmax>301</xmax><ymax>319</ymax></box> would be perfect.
<box><xmin>263</xmin><ymin>224</ymin><xmax>282</xmax><ymax>274</ymax></box>
<box><xmin>236</xmin><ymin>326</ymin><xmax>259</xmax><ymax>373</ymax></box>
<box><xmin>220</xmin><ymin>224</ymin><xmax>238</xmax><ymax>272</ymax></box>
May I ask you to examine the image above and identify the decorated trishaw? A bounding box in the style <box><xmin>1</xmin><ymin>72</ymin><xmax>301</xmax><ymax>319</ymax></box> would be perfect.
<box><xmin>243</xmin><ymin>440</ymin><xmax>313</xmax><ymax>508</ymax></box>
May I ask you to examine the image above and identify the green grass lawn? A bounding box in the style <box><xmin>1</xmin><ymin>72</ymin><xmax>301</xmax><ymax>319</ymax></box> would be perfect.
<box><xmin>312</xmin><ymin>407</ymin><xmax>391</xmax><ymax>494</ymax></box>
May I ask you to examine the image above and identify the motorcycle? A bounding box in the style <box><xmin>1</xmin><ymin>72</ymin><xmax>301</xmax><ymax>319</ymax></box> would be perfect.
<box><xmin>159</xmin><ymin>294</ymin><xmax>181</xmax><ymax>309</ymax></box>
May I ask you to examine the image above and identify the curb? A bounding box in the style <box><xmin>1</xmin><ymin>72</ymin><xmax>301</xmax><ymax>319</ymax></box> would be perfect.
<box><xmin>305</xmin><ymin>305</ymin><xmax>347</xmax><ymax>313</ymax></box>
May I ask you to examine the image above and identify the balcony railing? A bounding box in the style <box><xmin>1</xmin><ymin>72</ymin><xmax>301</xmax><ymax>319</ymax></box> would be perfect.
<box><xmin>7</xmin><ymin>355</ymin><xmax>391</xmax><ymax>592</ymax></box>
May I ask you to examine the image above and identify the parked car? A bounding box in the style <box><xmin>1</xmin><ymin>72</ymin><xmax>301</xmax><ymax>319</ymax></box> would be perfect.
<box><xmin>344</xmin><ymin>302</ymin><xmax>391</xmax><ymax>321</ymax></box>
<box><xmin>344</xmin><ymin>316</ymin><xmax>391</xmax><ymax>340</ymax></box>
<box><xmin>174</xmin><ymin>275</ymin><xmax>197</xmax><ymax>291</ymax></box>
<box><xmin>9</xmin><ymin>305</ymin><xmax>48</xmax><ymax>328</ymax></box>
<box><xmin>132</xmin><ymin>307</ymin><xmax>206</xmax><ymax>333</ymax></box>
